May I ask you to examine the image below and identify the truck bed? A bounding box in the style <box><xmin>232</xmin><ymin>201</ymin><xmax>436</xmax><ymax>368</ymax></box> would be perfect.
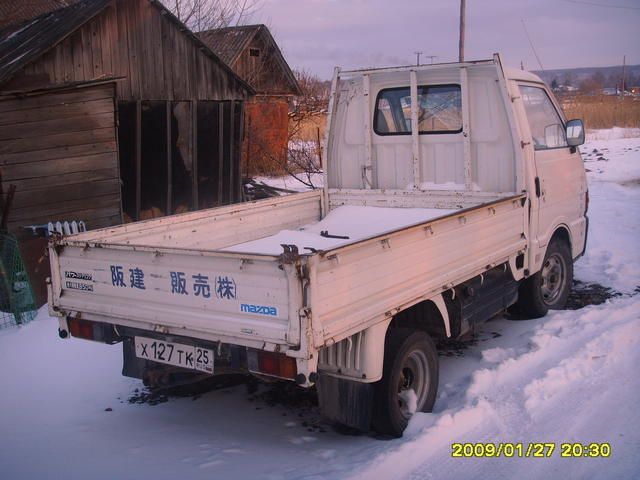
<box><xmin>49</xmin><ymin>190</ymin><xmax>527</xmax><ymax>374</ymax></box>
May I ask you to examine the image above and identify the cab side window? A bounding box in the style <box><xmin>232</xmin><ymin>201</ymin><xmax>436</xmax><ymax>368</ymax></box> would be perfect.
<box><xmin>519</xmin><ymin>85</ymin><xmax>567</xmax><ymax>150</ymax></box>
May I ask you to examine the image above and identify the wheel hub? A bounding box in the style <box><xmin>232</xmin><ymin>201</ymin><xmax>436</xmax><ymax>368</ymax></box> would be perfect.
<box><xmin>397</xmin><ymin>350</ymin><xmax>430</xmax><ymax>419</ymax></box>
<box><xmin>540</xmin><ymin>253</ymin><xmax>566</xmax><ymax>304</ymax></box>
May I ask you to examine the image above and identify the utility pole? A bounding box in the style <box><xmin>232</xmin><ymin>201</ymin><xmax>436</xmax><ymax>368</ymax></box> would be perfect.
<box><xmin>620</xmin><ymin>54</ymin><xmax>626</xmax><ymax>99</ymax></box>
<box><xmin>459</xmin><ymin>0</ymin><xmax>466</xmax><ymax>62</ymax></box>
<box><xmin>425</xmin><ymin>55</ymin><xmax>438</xmax><ymax>65</ymax></box>
<box><xmin>415</xmin><ymin>51</ymin><xmax>423</xmax><ymax>66</ymax></box>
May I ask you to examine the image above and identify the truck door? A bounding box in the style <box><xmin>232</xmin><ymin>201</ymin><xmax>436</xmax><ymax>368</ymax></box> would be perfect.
<box><xmin>518</xmin><ymin>84</ymin><xmax>585</xmax><ymax>254</ymax></box>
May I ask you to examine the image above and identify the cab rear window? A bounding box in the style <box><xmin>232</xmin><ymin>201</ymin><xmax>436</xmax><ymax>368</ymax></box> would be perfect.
<box><xmin>374</xmin><ymin>84</ymin><xmax>462</xmax><ymax>135</ymax></box>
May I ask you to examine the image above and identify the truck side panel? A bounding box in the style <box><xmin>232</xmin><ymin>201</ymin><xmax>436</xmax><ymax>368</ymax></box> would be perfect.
<box><xmin>313</xmin><ymin>196</ymin><xmax>527</xmax><ymax>345</ymax></box>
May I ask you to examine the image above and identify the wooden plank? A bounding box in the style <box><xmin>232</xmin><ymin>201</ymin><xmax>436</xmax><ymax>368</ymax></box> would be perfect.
<box><xmin>90</xmin><ymin>18</ymin><xmax>104</xmax><ymax>79</ymax></box>
<box><xmin>113</xmin><ymin>0</ymin><xmax>131</xmax><ymax>99</ymax></box>
<box><xmin>166</xmin><ymin>101</ymin><xmax>172</xmax><ymax>214</ymax></box>
<box><xmin>0</xmin><ymin>112</ymin><xmax>115</xmax><ymax>141</ymax></box>
<box><xmin>135</xmin><ymin>100</ymin><xmax>141</xmax><ymax>220</ymax></box>
<box><xmin>0</xmin><ymin>98</ymin><xmax>114</xmax><ymax>126</ymax></box>
<box><xmin>61</xmin><ymin>36</ymin><xmax>74</xmax><ymax>83</ymax></box>
<box><xmin>160</xmin><ymin>14</ymin><xmax>174</xmax><ymax>101</ymax></box>
<box><xmin>149</xmin><ymin>3</ymin><xmax>165</xmax><ymax>99</ymax></box>
<box><xmin>70</xmin><ymin>31</ymin><xmax>86</xmax><ymax>82</ymax></box>
<box><xmin>192</xmin><ymin>100</ymin><xmax>198</xmax><ymax>209</ymax></box>
<box><xmin>228</xmin><ymin>101</ymin><xmax>235</xmax><ymax>203</ymax></box>
<box><xmin>0</xmin><ymin>84</ymin><xmax>114</xmax><ymax>113</ymax></box>
<box><xmin>8</xmin><ymin>193</ymin><xmax>121</xmax><ymax>223</ymax></box>
<box><xmin>81</xmin><ymin>23</ymin><xmax>94</xmax><ymax>80</ymax></box>
<box><xmin>0</xmin><ymin>127</ymin><xmax>115</xmax><ymax>155</ymax></box>
<box><xmin>99</xmin><ymin>10</ymin><xmax>113</xmax><ymax>77</ymax></box>
<box><xmin>217</xmin><ymin>102</ymin><xmax>224</xmax><ymax>205</ymax></box>
<box><xmin>7</xmin><ymin>168</ymin><xmax>119</xmax><ymax>192</ymax></box>
<box><xmin>236</xmin><ymin>101</ymin><xmax>244</xmax><ymax>201</ymax></box>
<box><xmin>10</xmin><ymin>179</ymin><xmax>121</xmax><ymax>208</ymax></box>
<box><xmin>124</xmin><ymin>0</ymin><xmax>140</xmax><ymax>99</ymax></box>
<box><xmin>1</xmin><ymin>152</ymin><xmax>117</xmax><ymax>181</ymax></box>
<box><xmin>0</xmin><ymin>141</ymin><xmax>116</xmax><ymax>166</ymax></box>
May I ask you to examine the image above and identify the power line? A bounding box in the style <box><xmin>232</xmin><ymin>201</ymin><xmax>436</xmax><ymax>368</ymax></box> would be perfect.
<box><xmin>559</xmin><ymin>0</ymin><xmax>640</xmax><ymax>10</ymax></box>
<box><xmin>521</xmin><ymin>19</ymin><xmax>545</xmax><ymax>72</ymax></box>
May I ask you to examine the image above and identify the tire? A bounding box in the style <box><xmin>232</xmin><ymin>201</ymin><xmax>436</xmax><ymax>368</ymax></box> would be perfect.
<box><xmin>371</xmin><ymin>329</ymin><xmax>439</xmax><ymax>438</ymax></box>
<box><xmin>516</xmin><ymin>239</ymin><xmax>573</xmax><ymax>318</ymax></box>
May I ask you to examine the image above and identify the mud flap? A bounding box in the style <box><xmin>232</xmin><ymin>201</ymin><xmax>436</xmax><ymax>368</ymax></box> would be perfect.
<box><xmin>316</xmin><ymin>373</ymin><xmax>374</xmax><ymax>431</ymax></box>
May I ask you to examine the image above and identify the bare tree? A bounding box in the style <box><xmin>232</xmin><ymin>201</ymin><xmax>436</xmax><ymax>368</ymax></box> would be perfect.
<box><xmin>284</xmin><ymin>70</ymin><xmax>331</xmax><ymax>188</ymax></box>
<box><xmin>166</xmin><ymin>0</ymin><xmax>261</xmax><ymax>31</ymax></box>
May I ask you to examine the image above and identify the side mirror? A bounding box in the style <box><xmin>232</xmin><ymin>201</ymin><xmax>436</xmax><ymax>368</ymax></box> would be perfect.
<box><xmin>566</xmin><ymin>119</ymin><xmax>585</xmax><ymax>147</ymax></box>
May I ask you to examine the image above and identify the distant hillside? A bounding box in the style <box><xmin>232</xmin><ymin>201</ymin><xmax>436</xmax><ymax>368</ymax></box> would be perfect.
<box><xmin>533</xmin><ymin>64</ymin><xmax>640</xmax><ymax>88</ymax></box>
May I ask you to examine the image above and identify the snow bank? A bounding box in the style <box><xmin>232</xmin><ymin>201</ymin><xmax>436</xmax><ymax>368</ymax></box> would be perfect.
<box><xmin>586</xmin><ymin>127</ymin><xmax>640</xmax><ymax>141</ymax></box>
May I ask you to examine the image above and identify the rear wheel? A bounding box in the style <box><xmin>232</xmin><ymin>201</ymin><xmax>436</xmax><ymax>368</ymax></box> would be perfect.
<box><xmin>515</xmin><ymin>239</ymin><xmax>573</xmax><ymax>318</ymax></box>
<box><xmin>371</xmin><ymin>329</ymin><xmax>438</xmax><ymax>437</ymax></box>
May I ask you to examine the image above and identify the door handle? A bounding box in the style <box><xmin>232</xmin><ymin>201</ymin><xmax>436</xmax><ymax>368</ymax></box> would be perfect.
<box><xmin>534</xmin><ymin>177</ymin><xmax>541</xmax><ymax>197</ymax></box>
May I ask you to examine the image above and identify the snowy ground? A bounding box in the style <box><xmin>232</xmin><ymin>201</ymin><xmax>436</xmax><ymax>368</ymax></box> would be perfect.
<box><xmin>1</xmin><ymin>132</ymin><xmax>639</xmax><ymax>479</ymax></box>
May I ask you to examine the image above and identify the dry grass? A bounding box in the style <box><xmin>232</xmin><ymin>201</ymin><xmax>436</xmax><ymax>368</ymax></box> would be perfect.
<box><xmin>561</xmin><ymin>95</ymin><xmax>640</xmax><ymax>130</ymax></box>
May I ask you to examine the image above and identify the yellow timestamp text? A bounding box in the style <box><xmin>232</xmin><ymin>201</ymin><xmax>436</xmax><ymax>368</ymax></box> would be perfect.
<box><xmin>451</xmin><ymin>442</ymin><xmax>611</xmax><ymax>458</ymax></box>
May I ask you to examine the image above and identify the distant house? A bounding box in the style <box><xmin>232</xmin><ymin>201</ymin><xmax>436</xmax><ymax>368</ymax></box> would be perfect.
<box><xmin>0</xmin><ymin>0</ymin><xmax>253</xmax><ymax>303</ymax></box>
<box><xmin>198</xmin><ymin>24</ymin><xmax>301</xmax><ymax>175</ymax></box>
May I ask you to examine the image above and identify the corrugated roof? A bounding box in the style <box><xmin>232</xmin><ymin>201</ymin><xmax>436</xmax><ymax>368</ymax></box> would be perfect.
<box><xmin>197</xmin><ymin>25</ymin><xmax>261</xmax><ymax>66</ymax></box>
<box><xmin>0</xmin><ymin>0</ymin><xmax>110</xmax><ymax>86</ymax></box>
<box><xmin>0</xmin><ymin>0</ymin><xmax>77</xmax><ymax>31</ymax></box>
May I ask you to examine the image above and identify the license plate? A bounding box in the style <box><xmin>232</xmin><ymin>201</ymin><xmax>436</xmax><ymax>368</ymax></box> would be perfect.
<box><xmin>134</xmin><ymin>336</ymin><xmax>214</xmax><ymax>374</ymax></box>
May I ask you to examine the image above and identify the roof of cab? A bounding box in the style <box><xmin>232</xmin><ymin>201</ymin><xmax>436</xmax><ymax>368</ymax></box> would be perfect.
<box><xmin>504</xmin><ymin>67</ymin><xmax>545</xmax><ymax>84</ymax></box>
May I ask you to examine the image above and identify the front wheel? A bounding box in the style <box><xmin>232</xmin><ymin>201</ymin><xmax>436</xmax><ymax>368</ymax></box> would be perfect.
<box><xmin>371</xmin><ymin>329</ymin><xmax>438</xmax><ymax>437</ymax></box>
<box><xmin>515</xmin><ymin>239</ymin><xmax>573</xmax><ymax>318</ymax></box>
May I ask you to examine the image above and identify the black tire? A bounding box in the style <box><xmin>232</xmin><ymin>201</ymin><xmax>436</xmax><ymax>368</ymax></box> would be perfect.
<box><xmin>371</xmin><ymin>329</ymin><xmax>439</xmax><ymax>438</ymax></box>
<box><xmin>515</xmin><ymin>239</ymin><xmax>573</xmax><ymax>318</ymax></box>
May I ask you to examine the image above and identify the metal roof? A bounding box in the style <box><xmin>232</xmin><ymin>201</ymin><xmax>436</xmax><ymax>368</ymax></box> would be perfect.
<box><xmin>0</xmin><ymin>0</ymin><xmax>109</xmax><ymax>86</ymax></box>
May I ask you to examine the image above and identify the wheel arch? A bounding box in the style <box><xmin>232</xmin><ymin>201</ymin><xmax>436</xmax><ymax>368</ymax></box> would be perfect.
<box><xmin>549</xmin><ymin>224</ymin><xmax>572</xmax><ymax>250</ymax></box>
<box><xmin>389</xmin><ymin>295</ymin><xmax>451</xmax><ymax>341</ymax></box>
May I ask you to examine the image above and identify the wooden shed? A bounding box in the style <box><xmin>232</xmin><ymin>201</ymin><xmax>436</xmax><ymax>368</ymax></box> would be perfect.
<box><xmin>198</xmin><ymin>24</ymin><xmax>301</xmax><ymax>175</ymax></box>
<box><xmin>0</xmin><ymin>0</ymin><xmax>253</xmax><ymax>303</ymax></box>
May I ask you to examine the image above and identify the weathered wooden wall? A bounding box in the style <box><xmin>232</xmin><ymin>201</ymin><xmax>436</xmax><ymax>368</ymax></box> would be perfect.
<box><xmin>233</xmin><ymin>30</ymin><xmax>295</xmax><ymax>96</ymax></box>
<box><xmin>18</xmin><ymin>0</ymin><xmax>249</xmax><ymax>101</ymax></box>
<box><xmin>0</xmin><ymin>82</ymin><xmax>121</xmax><ymax>233</ymax></box>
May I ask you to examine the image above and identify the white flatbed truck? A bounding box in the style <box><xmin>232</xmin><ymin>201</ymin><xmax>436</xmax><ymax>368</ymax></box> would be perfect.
<box><xmin>48</xmin><ymin>54</ymin><xmax>588</xmax><ymax>436</ymax></box>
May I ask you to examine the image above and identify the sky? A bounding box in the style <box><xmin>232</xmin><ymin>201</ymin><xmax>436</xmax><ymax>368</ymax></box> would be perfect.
<box><xmin>253</xmin><ymin>0</ymin><xmax>640</xmax><ymax>79</ymax></box>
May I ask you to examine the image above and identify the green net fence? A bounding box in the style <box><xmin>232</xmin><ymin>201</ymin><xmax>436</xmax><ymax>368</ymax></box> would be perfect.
<box><xmin>0</xmin><ymin>233</ymin><xmax>37</xmax><ymax>329</ymax></box>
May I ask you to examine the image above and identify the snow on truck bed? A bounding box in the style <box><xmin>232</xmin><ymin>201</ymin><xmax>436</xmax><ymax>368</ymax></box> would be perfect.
<box><xmin>222</xmin><ymin>205</ymin><xmax>456</xmax><ymax>255</ymax></box>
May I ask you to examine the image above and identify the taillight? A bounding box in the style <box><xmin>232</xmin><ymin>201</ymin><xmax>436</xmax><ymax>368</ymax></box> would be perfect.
<box><xmin>66</xmin><ymin>318</ymin><xmax>120</xmax><ymax>344</ymax></box>
<box><xmin>68</xmin><ymin>318</ymin><xmax>95</xmax><ymax>340</ymax></box>
<box><xmin>247</xmin><ymin>350</ymin><xmax>297</xmax><ymax>380</ymax></box>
